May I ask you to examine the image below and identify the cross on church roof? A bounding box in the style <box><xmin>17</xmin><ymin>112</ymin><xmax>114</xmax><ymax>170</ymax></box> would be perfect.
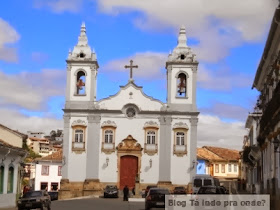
<box><xmin>124</xmin><ymin>60</ymin><xmax>138</xmax><ymax>82</ymax></box>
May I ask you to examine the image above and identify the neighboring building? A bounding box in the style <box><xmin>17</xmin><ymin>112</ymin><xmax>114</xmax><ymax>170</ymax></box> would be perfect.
<box><xmin>0</xmin><ymin>124</ymin><xmax>28</xmax><ymax>208</ymax></box>
<box><xmin>27</xmin><ymin>131</ymin><xmax>45</xmax><ymax>139</ymax></box>
<box><xmin>248</xmin><ymin>3</ymin><xmax>280</xmax><ymax>208</ymax></box>
<box><xmin>30</xmin><ymin>150</ymin><xmax>62</xmax><ymax>191</ymax></box>
<box><xmin>27</xmin><ymin>137</ymin><xmax>50</xmax><ymax>157</ymax></box>
<box><xmin>202</xmin><ymin>146</ymin><xmax>240</xmax><ymax>181</ymax></box>
<box><xmin>60</xmin><ymin>24</ymin><xmax>199</xmax><ymax>199</ymax></box>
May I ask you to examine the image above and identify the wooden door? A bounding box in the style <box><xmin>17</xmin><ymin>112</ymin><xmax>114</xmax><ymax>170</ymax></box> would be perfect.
<box><xmin>120</xmin><ymin>155</ymin><xmax>138</xmax><ymax>190</ymax></box>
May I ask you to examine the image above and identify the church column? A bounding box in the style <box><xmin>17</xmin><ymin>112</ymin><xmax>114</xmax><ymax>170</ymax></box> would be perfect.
<box><xmin>65</xmin><ymin>64</ymin><xmax>71</xmax><ymax>102</ymax></box>
<box><xmin>86</xmin><ymin>114</ymin><xmax>101</xmax><ymax>179</ymax></box>
<box><xmin>167</xmin><ymin>66</ymin><xmax>172</xmax><ymax>104</ymax></box>
<box><xmin>62</xmin><ymin>115</ymin><xmax>70</xmax><ymax>179</ymax></box>
<box><xmin>189</xmin><ymin>117</ymin><xmax>198</xmax><ymax>178</ymax></box>
<box><xmin>191</xmin><ymin>66</ymin><xmax>198</xmax><ymax>110</ymax></box>
<box><xmin>158</xmin><ymin>116</ymin><xmax>172</xmax><ymax>183</ymax></box>
<box><xmin>90</xmin><ymin>65</ymin><xmax>97</xmax><ymax>102</ymax></box>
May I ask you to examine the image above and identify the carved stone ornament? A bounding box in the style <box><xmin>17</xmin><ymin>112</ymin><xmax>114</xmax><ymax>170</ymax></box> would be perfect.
<box><xmin>71</xmin><ymin>119</ymin><xmax>87</xmax><ymax>127</ymax></box>
<box><xmin>101</xmin><ymin>120</ymin><xmax>117</xmax><ymax>128</ymax></box>
<box><xmin>117</xmin><ymin>135</ymin><xmax>142</xmax><ymax>152</ymax></box>
<box><xmin>173</xmin><ymin>122</ymin><xmax>189</xmax><ymax>129</ymax></box>
<box><xmin>144</xmin><ymin>121</ymin><xmax>159</xmax><ymax>128</ymax></box>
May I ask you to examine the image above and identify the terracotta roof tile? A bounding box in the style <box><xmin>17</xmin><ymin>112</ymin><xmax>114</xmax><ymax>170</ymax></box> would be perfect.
<box><xmin>29</xmin><ymin>137</ymin><xmax>49</xmax><ymax>142</ymax></box>
<box><xmin>39</xmin><ymin>150</ymin><xmax>62</xmax><ymax>162</ymax></box>
<box><xmin>197</xmin><ymin>148</ymin><xmax>224</xmax><ymax>161</ymax></box>
<box><xmin>203</xmin><ymin>146</ymin><xmax>240</xmax><ymax>161</ymax></box>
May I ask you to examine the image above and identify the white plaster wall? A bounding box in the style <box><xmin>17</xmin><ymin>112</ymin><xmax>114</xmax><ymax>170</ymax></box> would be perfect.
<box><xmin>98</xmin><ymin>85</ymin><xmax>163</xmax><ymax>111</ymax></box>
<box><xmin>170</xmin><ymin>67</ymin><xmax>193</xmax><ymax>104</ymax></box>
<box><xmin>171</xmin><ymin>118</ymin><xmax>193</xmax><ymax>184</ymax></box>
<box><xmin>140</xmin><ymin>154</ymin><xmax>159</xmax><ymax>184</ymax></box>
<box><xmin>66</xmin><ymin>116</ymin><xmax>88</xmax><ymax>181</ymax></box>
<box><xmin>0</xmin><ymin>127</ymin><xmax>22</xmax><ymax>148</ymax></box>
<box><xmin>34</xmin><ymin>163</ymin><xmax>62</xmax><ymax>191</ymax></box>
<box><xmin>0</xmin><ymin>194</ymin><xmax>16</xmax><ymax>208</ymax></box>
<box><xmin>70</xmin><ymin>65</ymin><xmax>92</xmax><ymax>101</ymax></box>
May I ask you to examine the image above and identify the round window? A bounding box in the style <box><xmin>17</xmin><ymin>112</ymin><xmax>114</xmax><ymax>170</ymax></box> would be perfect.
<box><xmin>126</xmin><ymin>107</ymin><xmax>136</xmax><ymax>118</ymax></box>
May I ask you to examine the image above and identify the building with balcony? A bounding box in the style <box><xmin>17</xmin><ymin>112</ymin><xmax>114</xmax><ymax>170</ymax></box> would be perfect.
<box><xmin>248</xmin><ymin>3</ymin><xmax>280</xmax><ymax>208</ymax></box>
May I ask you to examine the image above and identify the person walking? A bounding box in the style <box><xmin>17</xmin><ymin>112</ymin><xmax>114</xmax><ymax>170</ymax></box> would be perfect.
<box><xmin>123</xmin><ymin>185</ymin><xmax>129</xmax><ymax>201</ymax></box>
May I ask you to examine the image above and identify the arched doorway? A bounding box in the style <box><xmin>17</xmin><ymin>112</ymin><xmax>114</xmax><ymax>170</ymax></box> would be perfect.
<box><xmin>120</xmin><ymin>155</ymin><xmax>138</xmax><ymax>190</ymax></box>
<box><xmin>117</xmin><ymin>135</ymin><xmax>142</xmax><ymax>190</ymax></box>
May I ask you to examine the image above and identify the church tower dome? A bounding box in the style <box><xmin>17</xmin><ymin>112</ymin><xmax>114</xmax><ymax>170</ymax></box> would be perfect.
<box><xmin>65</xmin><ymin>22</ymin><xmax>99</xmax><ymax>108</ymax></box>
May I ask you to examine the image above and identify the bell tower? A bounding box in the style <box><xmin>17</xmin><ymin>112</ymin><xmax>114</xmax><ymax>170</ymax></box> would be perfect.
<box><xmin>166</xmin><ymin>26</ymin><xmax>198</xmax><ymax>112</ymax></box>
<box><xmin>65</xmin><ymin>22</ymin><xmax>99</xmax><ymax>108</ymax></box>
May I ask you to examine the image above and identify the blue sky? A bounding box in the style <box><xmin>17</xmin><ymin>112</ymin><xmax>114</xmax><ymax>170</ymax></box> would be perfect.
<box><xmin>0</xmin><ymin>0</ymin><xmax>278</xmax><ymax>149</ymax></box>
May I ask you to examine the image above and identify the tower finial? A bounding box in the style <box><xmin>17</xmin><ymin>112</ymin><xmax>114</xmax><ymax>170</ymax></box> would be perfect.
<box><xmin>177</xmin><ymin>25</ymin><xmax>187</xmax><ymax>47</ymax></box>
<box><xmin>81</xmin><ymin>22</ymin><xmax>86</xmax><ymax>33</ymax></box>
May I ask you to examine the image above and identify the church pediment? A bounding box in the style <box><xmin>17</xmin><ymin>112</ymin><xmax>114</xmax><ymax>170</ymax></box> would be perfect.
<box><xmin>117</xmin><ymin>135</ymin><xmax>142</xmax><ymax>152</ymax></box>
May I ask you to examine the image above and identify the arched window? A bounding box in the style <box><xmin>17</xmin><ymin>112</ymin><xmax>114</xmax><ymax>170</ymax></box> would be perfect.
<box><xmin>177</xmin><ymin>73</ymin><xmax>187</xmax><ymax>97</ymax></box>
<box><xmin>74</xmin><ymin>129</ymin><xmax>84</xmax><ymax>143</ymax></box>
<box><xmin>76</xmin><ymin>71</ymin><xmax>86</xmax><ymax>95</ymax></box>
<box><xmin>7</xmin><ymin>166</ymin><xmax>14</xmax><ymax>193</ymax></box>
<box><xmin>0</xmin><ymin>166</ymin><xmax>4</xmax><ymax>194</ymax></box>
<box><xmin>104</xmin><ymin>130</ymin><xmax>113</xmax><ymax>143</ymax></box>
<box><xmin>147</xmin><ymin>131</ymin><xmax>156</xmax><ymax>144</ymax></box>
<box><xmin>176</xmin><ymin>132</ymin><xmax>185</xmax><ymax>145</ymax></box>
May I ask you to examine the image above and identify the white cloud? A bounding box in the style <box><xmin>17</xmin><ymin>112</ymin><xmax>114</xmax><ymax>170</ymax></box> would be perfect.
<box><xmin>197</xmin><ymin>65</ymin><xmax>253</xmax><ymax>90</ymax></box>
<box><xmin>33</xmin><ymin>0</ymin><xmax>83</xmax><ymax>13</ymax></box>
<box><xmin>0</xmin><ymin>69</ymin><xmax>65</xmax><ymax>110</ymax></box>
<box><xmin>102</xmin><ymin>52</ymin><xmax>167</xmax><ymax>80</ymax></box>
<box><xmin>198</xmin><ymin>114</ymin><xmax>246</xmax><ymax>150</ymax></box>
<box><xmin>0</xmin><ymin>108</ymin><xmax>63</xmax><ymax>135</ymax></box>
<box><xmin>96</xmin><ymin>0</ymin><xmax>278</xmax><ymax>62</ymax></box>
<box><xmin>200</xmin><ymin>103</ymin><xmax>248</xmax><ymax>121</ymax></box>
<box><xmin>0</xmin><ymin>18</ymin><xmax>20</xmax><ymax>62</ymax></box>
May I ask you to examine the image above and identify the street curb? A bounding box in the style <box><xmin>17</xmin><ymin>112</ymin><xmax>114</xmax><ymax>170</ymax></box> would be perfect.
<box><xmin>59</xmin><ymin>195</ymin><xmax>100</xmax><ymax>201</ymax></box>
<box><xmin>128</xmin><ymin>198</ymin><xmax>145</xmax><ymax>202</ymax></box>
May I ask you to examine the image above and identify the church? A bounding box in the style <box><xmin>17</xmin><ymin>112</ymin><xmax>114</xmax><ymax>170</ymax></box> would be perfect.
<box><xmin>60</xmin><ymin>23</ymin><xmax>199</xmax><ymax>199</ymax></box>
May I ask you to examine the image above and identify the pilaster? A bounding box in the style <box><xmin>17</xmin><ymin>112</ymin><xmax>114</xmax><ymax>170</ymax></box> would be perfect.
<box><xmin>86</xmin><ymin>114</ymin><xmax>101</xmax><ymax>180</ymax></box>
<box><xmin>158</xmin><ymin>116</ymin><xmax>172</xmax><ymax>183</ymax></box>
<box><xmin>189</xmin><ymin>117</ymin><xmax>198</xmax><ymax>178</ymax></box>
<box><xmin>62</xmin><ymin>115</ymin><xmax>71</xmax><ymax>179</ymax></box>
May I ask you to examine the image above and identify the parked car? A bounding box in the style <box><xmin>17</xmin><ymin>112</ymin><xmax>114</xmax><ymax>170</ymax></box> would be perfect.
<box><xmin>173</xmin><ymin>186</ymin><xmax>186</xmax><ymax>194</ymax></box>
<box><xmin>192</xmin><ymin>174</ymin><xmax>220</xmax><ymax>194</ymax></box>
<box><xmin>145</xmin><ymin>188</ymin><xmax>170</xmax><ymax>210</ymax></box>
<box><xmin>48</xmin><ymin>191</ymin><xmax>59</xmax><ymax>201</ymax></box>
<box><xmin>144</xmin><ymin>185</ymin><xmax>157</xmax><ymax>197</ymax></box>
<box><xmin>17</xmin><ymin>190</ymin><xmax>51</xmax><ymax>210</ymax></box>
<box><xmin>197</xmin><ymin>186</ymin><xmax>226</xmax><ymax>194</ymax></box>
<box><xmin>104</xmin><ymin>185</ymin><xmax>119</xmax><ymax>198</ymax></box>
<box><xmin>219</xmin><ymin>186</ymin><xmax>229</xmax><ymax>194</ymax></box>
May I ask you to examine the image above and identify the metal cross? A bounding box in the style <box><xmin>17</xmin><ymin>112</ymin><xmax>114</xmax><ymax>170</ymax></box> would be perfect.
<box><xmin>124</xmin><ymin>60</ymin><xmax>138</xmax><ymax>81</ymax></box>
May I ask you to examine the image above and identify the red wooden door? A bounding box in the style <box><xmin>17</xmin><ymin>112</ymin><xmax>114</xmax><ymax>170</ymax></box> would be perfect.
<box><xmin>120</xmin><ymin>155</ymin><xmax>138</xmax><ymax>190</ymax></box>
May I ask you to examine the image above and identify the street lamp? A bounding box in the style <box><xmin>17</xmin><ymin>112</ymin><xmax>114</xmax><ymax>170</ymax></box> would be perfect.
<box><xmin>149</xmin><ymin>159</ymin><xmax>152</xmax><ymax>168</ymax></box>
<box><xmin>272</xmin><ymin>136</ymin><xmax>280</xmax><ymax>153</ymax></box>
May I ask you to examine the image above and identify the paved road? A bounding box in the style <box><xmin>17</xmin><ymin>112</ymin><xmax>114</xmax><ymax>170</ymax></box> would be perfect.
<box><xmin>1</xmin><ymin>197</ymin><xmax>149</xmax><ymax>210</ymax></box>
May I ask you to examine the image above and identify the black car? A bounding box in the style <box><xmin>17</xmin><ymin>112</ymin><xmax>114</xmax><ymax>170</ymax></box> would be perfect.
<box><xmin>48</xmin><ymin>191</ymin><xmax>59</xmax><ymax>201</ymax></box>
<box><xmin>144</xmin><ymin>185</ymin><xmax>157</xmax><ymax>198</ymax></box>
<box><xmin>173</xmin><ymin>186</ymin><xmax>186</xmax><ymax>194</ymax></box>
<box><xmin>145</xmin><ymin>188</ymin><xmax>169</xmax><ymax>210</ymax></box>
<box><xmin>17</xmin><ymin>190</ymin><xmax>51</xmax><ymax>210</ymax></box>
<box><xmin>104</xmin><ymin>185</ymin><xmax>119</xmax><ymax>198</ymax></box>
<box><xmin>197</xmin><ymin>186</ymin><xmax>226</xmax><ymax>194</ymax></box>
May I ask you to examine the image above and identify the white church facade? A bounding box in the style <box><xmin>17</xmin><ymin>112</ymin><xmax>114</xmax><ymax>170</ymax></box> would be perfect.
<box><xmin>60</xmin><ymin>23</ymin><xmax>199</xmax><ymax>199</ymax></box>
